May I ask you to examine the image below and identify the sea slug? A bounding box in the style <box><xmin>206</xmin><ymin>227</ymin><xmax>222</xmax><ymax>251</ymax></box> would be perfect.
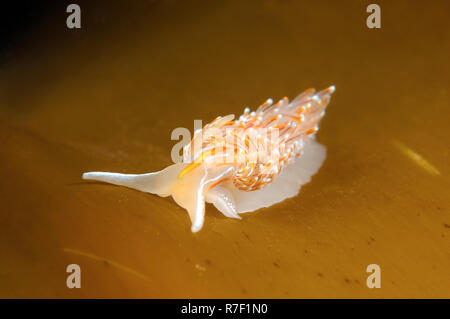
<box><xmin>83</xmin><ymin>86</ymin><xmax>335</xmax><ymax>232</ymax></box>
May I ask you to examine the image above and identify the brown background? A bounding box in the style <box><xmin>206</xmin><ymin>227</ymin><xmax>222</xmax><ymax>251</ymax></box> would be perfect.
<box><xmin>0</xmin><ymin>0</ymin><xmax>449</xmax><ymax>298</ymax></box>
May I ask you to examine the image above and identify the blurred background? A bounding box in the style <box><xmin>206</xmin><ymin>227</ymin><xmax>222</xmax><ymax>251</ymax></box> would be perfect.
<box><xmin>0</xmin><ymin>0</ymin><xmax>449</xmax><ymax>298</ymax></box>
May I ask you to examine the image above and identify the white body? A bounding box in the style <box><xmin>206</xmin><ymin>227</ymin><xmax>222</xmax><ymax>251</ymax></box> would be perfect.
<box><xmin>83</xmin><ymin>86</ymin><xmax>334</xmax><ymax>232</ymax></box>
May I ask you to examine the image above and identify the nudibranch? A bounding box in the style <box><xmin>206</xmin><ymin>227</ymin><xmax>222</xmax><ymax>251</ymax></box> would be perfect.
<box><xmin>83</xmin><ymin>86</ymin><xmax>335</xmax><ymax>232</ymax></box>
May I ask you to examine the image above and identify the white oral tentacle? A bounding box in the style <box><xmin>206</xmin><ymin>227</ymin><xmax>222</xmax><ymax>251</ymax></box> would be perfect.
<box><xmin>205</xmin><ymin>185</ymin><xmax>239</xmax><ymax>219</ymax></box>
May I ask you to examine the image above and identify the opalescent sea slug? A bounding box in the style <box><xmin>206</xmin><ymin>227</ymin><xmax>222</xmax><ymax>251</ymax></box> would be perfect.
<box><xmin>83</xmin><ymin>86</ymin><xmax>335</xmax><ymax>232</ymax></box>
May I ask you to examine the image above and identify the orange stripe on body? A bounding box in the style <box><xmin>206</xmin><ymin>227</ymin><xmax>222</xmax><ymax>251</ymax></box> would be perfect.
<box><xmin>208</xmin><ymin>177</ymin><xmax>230</xmax><ymax>190</ymax></box>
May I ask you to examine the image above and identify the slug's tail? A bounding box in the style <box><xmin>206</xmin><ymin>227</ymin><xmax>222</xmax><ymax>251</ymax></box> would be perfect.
<box><xmin>82</xmin><ymin>163</ymin><xmax>186</xmax><ymax>197</ymax></box>
<box><xmin>82</xmin><ymin>163</ymin><xmax>209</xmax><ymax>232</ymax></box>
